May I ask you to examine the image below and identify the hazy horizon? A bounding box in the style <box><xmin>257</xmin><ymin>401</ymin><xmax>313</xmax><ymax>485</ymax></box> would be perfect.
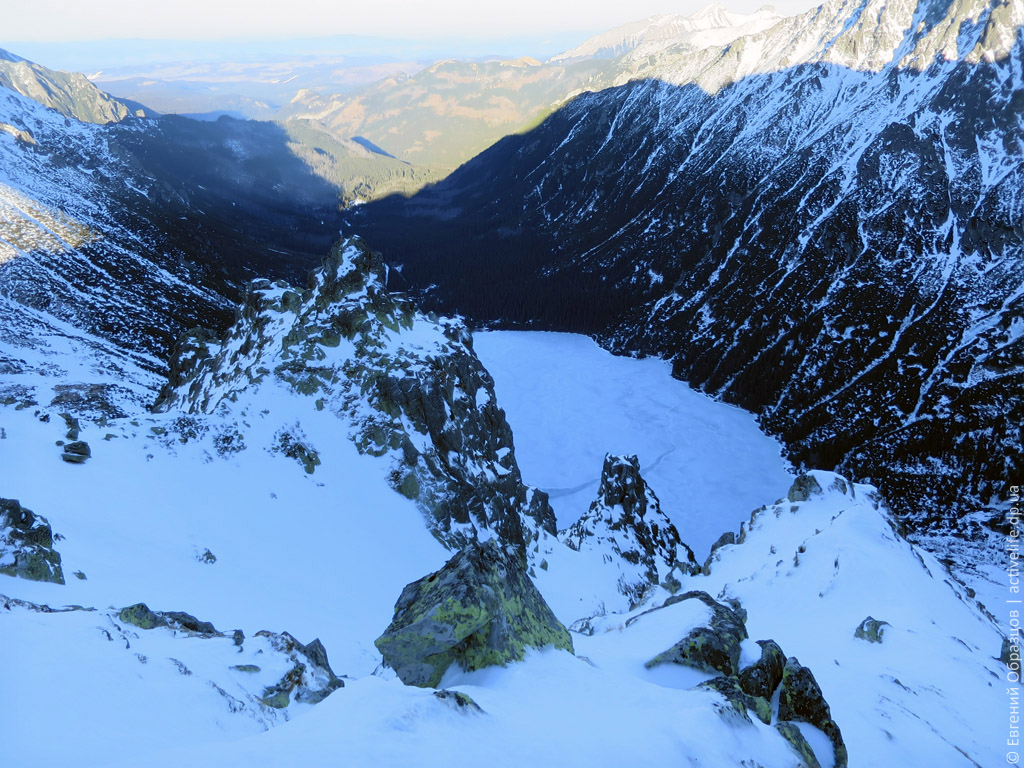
<box><xmin>4</xmin><ymin>0</ymin><xmax>818</xmax><ymax>45</ymax></box>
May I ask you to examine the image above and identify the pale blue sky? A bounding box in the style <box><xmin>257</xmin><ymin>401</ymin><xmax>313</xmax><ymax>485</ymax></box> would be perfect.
<box><xmin>6</xmin><ymin>0</ymin><xmax>818</xmax><ymax>42</ymax></box>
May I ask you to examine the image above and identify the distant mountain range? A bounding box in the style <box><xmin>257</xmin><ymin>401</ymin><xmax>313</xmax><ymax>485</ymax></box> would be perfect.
<box><xmin>0</xmin><ymin>47</ymin><xmax>150</xmax><ymax>124</ymax></box>
<box><xmin>349</xmin><ymin>0</ymin><xmax>1024</xmax><ymax>543</ymax></box>
<box><xmin>551</xmin><ymin>3</ymin><xmax>784</xmax><ymax>61</ymax></box>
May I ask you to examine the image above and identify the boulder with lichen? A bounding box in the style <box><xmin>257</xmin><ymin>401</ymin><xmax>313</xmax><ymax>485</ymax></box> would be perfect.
<box><xmin>376</xmin><ymin>539</ymin><xmax>573</xmax><ymax>688</ymax></box>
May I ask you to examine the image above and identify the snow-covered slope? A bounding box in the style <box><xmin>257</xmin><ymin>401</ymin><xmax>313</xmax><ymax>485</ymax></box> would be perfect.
<box><xmin>1</xmin><ymin>250</ymin><xmax>1004</xmax><ymax>767</ymax></box>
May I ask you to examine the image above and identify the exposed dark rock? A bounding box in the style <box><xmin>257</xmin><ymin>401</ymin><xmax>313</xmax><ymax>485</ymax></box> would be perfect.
<box><xmin>376</xmin><ymin>539</ymin><xmax>573</xmax><ymax>688</ymax></box>
<box><xmin>642</xmin><ymin>591</ymin><xmax>748</xmax><ymax>677</ymax></box>
<box><xmin>273</xmin><ymin>426</ymin><xmax>320</xmax><ymax>474</ymax></box>
<box><xmin>118</xmin><ymin>603</ymin><xmax>219</xmax><ymax>636</ymax></box>
<box><xmin>854</xmin><ymin>616</ymin><xmax>890</xmax><ymax>644</ymax></box>
<box><xmin>50</xmin><ymin>384</ymin><xmax>131</xmax><ymax>420</ymax></box>
<box><xmin>59</xmin><ymin>412</ymin><xmax>80</xmax><ymax>440</ymax></box>
<box><xmin>60</xmin><ymin>440</ymin><xmax>91</xmax><ymax>464</ymax></box>
<box><xmin>702</xmin><ymin>531</ymin><xmax>737</xmax><ymax>575</ymax></box>
<box><xmin>0</xmin><ymin>498</ymin><xmax>64</xmax><ymax>584</ymax></box>
<box><xmin>699</xmin><ymin>675</ymin><xmax>772</xmax><ymax>725</ymax></box>
<box><xmin>738</xmin><ymin>639</ymin><xmax>786</xmax><ymax>700</ymax></box>
<box><xmin>433</xmin><ymin>689</ymin><xmax>485</xmax><ymax>714</ymax></box>
<box><xmin>562</xmin><ymin>454</ymin><xmax>698</xmax><ymax>607</ymax></box>
<box><xmin>254</xmin><ymin>630</ymin><xmax>344</xmax><ymax>707</ymax></box>
<box><xmin>788</xmin><ymin>474</ymin><xmax>824</xmax><ymax>503</ymax></box>
<box><xmin>778</xmin><ymin>657</ymin><xmax>848</xmax><ymax>767</ymax></box>
<box><xmin>1000</xmin><ymin>636</ymin><xmax>1020</xmax><ymax>667</ymax></box>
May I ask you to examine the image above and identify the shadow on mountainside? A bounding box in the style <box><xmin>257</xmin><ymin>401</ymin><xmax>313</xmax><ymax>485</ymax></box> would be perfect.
<box><xmin>345</xmin><ymin>31</ymin><xmax>1024</xmax><ymax>533</ymax></box>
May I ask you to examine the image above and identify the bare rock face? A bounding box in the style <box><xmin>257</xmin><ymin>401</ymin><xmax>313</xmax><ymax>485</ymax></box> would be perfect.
<box><xmin>562</xmin><ymin>454</ymin><xmax>698</xmax><ymax>607</ymax></box>
<box><xmin>375</xmin><ymin>539</ymin><xmax>573</xmax><ymax>688</ymax></box>
<box><xmin>0</xmin><ymin>498</ymin><xmax>64</xmax><ymax>584</ymax></box>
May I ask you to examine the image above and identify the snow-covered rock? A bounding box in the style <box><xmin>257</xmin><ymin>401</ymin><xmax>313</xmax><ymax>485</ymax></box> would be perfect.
<box><xmin>156</xmin><ymin>236</ymin><xmax>556</xmax><ymax>555</ymax></box>
<box><xmin>0</xmin><ymin>498</ymin><xmax>64</xmax><ymax>583</ymax></box>
<box><xmin>561</xmin><ymin>453</ymin><xmax>699</xmax><ymax>607</ymax></box>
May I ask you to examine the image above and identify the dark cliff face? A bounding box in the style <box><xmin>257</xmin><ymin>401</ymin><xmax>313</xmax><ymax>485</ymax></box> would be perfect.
<box><xmin>348</xmin><ymin>6</ymin><xmax>1024</xmax><ymax>531</ymax></box>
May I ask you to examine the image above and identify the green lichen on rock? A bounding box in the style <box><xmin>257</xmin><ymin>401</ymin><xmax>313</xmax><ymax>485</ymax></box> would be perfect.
<box><xmin>776</xmin><ymin>721</ymin><xmax>822</xmax><ymax>768</ymax></box>
<box><xmin>779</xmin><ymin>657</ymin><xmax>848</xmax><ymax>768</ymax></box>
<box><xmin>643</xmin><ymin>591</ymin><xmax>748</xmax><ymax>677</ymax></box>
<box><xmin>787</xmin><ymin>473</ymin><xmax>824</xmax><ymax>503</ymax></box>
<box><xmin>118</xmin><ymin>603</ymin><xmax>219</xmax><ymax>636</ymax></box>
<box><xmin>698</xmin><ymin>676</ymin><xmax>772</xmax><ymax>725</ymax></box>
<box><xmin>119</xmin><ymin>603</ymin><xmax>160</xmax><ymax>629</ymax></box>
<box><xmin>433</xmin><ymin>689</ymin><xmax>484</xmax><ymax>714</ymax></box>
<box><xmin>0</xmin><ymin>498</ymin><xmax>65</xmax><ymax>584</ymax></box>
<box><xmin>854</xmin><ymin>616</ymin><xmax>889</xmax><ymax>644</ymax></box>
<box><xmin>376</xmin><ymin>539</ymin><xmax>573</xmax><ymax>688</ymax></box>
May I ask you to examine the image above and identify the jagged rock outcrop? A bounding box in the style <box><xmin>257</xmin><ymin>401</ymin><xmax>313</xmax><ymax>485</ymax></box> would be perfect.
<box><xmin>154</xmin><ymin>236</ymin><xmax>555</xmax><ymax>555</ymax></box>
<box><xmin>638</xmin><ymin>591</ymin><xmax>847</xmax><ymax>767</ymax></box>
<box><xmin>854</xmin><ymin>616</ymin><xmax>890</xmax><ymax>643</ymax></box>
<box><xmin>117</xmin><ymin>603</ymin><xmax>343</xmax><ymax>709</ymax></box>
<box><xmin>737</xmin><ymin>639</ymin><xmax>786</xmax><ymax>700</ymax></box>
<box><xmin>0</xmin><ymin>498</ymin><xmax>64</xmax><ymax>584</ymax></box>
<box><xmin>642</xmin><ymin>591</ymin><xmax>748</xmax><ymax>677</ymax></box>
<box><xmin>254</xmin><ymin>631</ymin><xmax>345</xmax><ymax>707</ymax></box>
<box><xmin>375</xmin><ymin>539</ymin><xmax>573</xmax><ymax>688</ymax></box>
<box><xmin>778</xmin><ymin>657</ymin><xmax>849</xmax><ymax>767</ymax></box>
<box><xmin>561</xmin><ymin>454</ymin><xmax>698</xmax><ymax>607</ymax></box>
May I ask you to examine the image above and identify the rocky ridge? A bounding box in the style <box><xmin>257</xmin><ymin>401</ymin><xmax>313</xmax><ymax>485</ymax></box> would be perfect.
<box><xmin>155</xmin><ymin>236</ymin><xmax>556</xmax><ymax>555</ymax></box>
<box><xmin>0</xmin><ymin>48</ymin><xmax>146</xmax><ymax>124</ymax></box>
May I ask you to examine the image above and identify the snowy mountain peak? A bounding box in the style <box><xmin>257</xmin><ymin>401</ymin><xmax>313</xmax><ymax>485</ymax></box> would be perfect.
<box><xmin>157</xmin><ymin>236</ymin><xmax>556</xmax><ymax>556</ymax></box>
